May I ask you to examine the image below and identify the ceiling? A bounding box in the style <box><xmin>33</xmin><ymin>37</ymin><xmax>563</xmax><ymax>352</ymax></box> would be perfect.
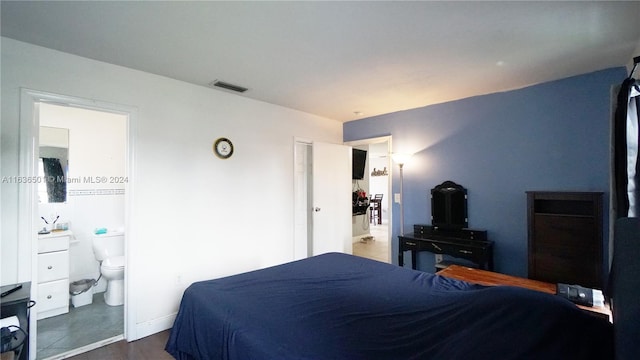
<box><xmin>2</xmin><ymin>1</ymin><xmax>639</xmax><ymax>122</ymax></box>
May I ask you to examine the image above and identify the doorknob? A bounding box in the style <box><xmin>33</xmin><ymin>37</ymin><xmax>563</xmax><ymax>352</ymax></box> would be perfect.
<box><xmin>314</xmin><ymin>207</ymin><xmax>321</xmax><ymax>212</ymax></box>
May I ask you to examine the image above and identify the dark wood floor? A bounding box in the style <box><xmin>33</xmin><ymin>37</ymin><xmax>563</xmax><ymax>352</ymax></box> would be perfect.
<box><xmin>68</xmin><ymin>330</ymin><xmax>174</xmax><ymax>360</ymax></box>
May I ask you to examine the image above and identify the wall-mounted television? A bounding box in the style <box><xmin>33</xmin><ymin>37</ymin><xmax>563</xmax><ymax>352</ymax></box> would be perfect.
<box><xmin>352</xmin><ymin>148</ymin><xmax>367</xmax><ymax>180</ymax></box>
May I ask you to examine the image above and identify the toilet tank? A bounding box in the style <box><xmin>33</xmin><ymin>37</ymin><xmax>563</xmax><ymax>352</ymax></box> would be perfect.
<box><xmin>92</xmin><ymin>231</ymin><xmax>125</xmax><ymax>261</ymax></box>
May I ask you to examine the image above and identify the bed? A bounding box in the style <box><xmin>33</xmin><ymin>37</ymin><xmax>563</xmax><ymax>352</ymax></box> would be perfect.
<box><xmin>166</xmin><ymin>252</ymin><xmax>612</xmax><ymax>359</ymax></box>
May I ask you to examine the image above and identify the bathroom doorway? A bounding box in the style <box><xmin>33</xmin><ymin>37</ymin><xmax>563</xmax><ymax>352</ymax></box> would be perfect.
<box><xmin>19</xmin><ymin>90</ymin><xmax>135</xmax><ymax>359</ymax></box>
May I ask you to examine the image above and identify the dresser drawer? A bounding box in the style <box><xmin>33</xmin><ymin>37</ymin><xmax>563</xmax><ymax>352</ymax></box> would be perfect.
<box><xmin>400</xmin><ymin>238</ymin><xmax>419</xmax><ymax>251</ymax></box>
<box><xmin>38</xmin><ymin>279</ymin><xmax>69</xmax><ymax>313</ymax></box>
<box><xmin>38</xmin><ymin>251</ymin><xmax>69</xmax><ymax>282</ymax></box>
<box><xmin>38</xmin><ymin>235</ymin><xmax>70</xmax><ymax>253</ymax></box>
<box><xmin>413</xmin><ymin>225</ymin><xmax>487</xmax><ymax>240</ymax></box>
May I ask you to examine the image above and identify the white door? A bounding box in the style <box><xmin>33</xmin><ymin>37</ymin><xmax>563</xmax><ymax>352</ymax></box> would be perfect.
<box><xmin>311</xmin><ymin>141</ymin><xmax>352</xmax><ymax>255</ymax></box>
<box><xmin>293</xmin><ymin>142</ymin><xmax>312</xmax><ymax>260</ymax></box>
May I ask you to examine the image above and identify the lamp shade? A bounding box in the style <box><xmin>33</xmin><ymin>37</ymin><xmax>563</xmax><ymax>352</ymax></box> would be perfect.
<box><xmin>392</xmin><ymin>153</ymin><xmax>413</xmax><ymax>166</ymax></box>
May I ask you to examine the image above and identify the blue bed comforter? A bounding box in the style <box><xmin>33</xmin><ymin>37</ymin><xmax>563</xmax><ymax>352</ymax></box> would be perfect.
<box><xmin>166</xmin><ymin>252</ymin><xmax>611</xmax><ymax>360</ymax></box>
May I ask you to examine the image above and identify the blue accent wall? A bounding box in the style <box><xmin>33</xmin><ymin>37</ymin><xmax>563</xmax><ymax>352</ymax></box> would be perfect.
<box><xmin>344</xmin><ymin>67</ymin><xmax>627</xmax><ymax>277</ymax></box>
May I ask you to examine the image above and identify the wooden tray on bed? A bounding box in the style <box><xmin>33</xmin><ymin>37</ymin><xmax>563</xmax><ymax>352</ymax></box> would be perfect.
<box><xmin>438</xmin><ymin>265</ymin><xmax>611</xmax><ymax>321</ymax></box>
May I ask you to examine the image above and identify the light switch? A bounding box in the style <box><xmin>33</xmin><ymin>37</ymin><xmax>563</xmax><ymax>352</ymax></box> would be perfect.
<box><xmin>394</xmin><ymin>193</ymin><xmax>401</xmax><ymax>203</ymax></box>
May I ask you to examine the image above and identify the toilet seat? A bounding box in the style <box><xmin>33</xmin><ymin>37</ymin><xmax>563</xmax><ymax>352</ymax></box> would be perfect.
<box><xmin>102</xmin><ymin>255</ymin><xmax>125</xmax><ymax>270</ymax></box>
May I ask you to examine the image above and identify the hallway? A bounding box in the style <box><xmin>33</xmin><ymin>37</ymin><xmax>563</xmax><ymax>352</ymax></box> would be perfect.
<box><xmin>352</xmin><ymin>220</ymin><xmax>389</xmax><ymax>263</ymax></box>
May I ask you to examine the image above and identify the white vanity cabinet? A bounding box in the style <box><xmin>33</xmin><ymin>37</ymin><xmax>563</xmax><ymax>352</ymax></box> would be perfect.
<box><xmin>37</xmin><ymin>231</ymin><xmax>71</xmax><ymax>319</ymax></box>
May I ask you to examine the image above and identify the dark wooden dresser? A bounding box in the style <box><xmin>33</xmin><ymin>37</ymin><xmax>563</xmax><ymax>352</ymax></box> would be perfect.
<box><xmin>526</xmin><ymin>191</ymin><xmax>603</xmax><ymax>289</ymax></box>
<box><xmin>399</xmin><ymin>225</ymin><xmax>493</xmax><ymax>271</ymax></box>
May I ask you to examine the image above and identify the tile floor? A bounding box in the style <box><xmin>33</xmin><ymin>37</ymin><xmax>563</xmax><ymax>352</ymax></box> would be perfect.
<box><xmin>36</xmin><ymin>293</ymin><xmax>123</xmax><ymax>359</ymax></box>
<box><xmin>352</xmin><ymin>220</ymin><xmax>390</xmax><ymax>263</ymax></box>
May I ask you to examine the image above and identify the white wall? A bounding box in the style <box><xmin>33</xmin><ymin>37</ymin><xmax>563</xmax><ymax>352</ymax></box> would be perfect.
<box><xmin>368</xmin><ymin>141</ymin><xmax>389</xmax><ymax>223</ymax></box>
<box><xmin>1</xmin><ymin>38</ymin><xmax>342</xmax><ymax>337</ymax></box>
<box><xmin>630</xmin><ymin>40</ymin><xmax>640</xmax><ymax>69</ymax></box>
<box><xmin>368</xmin><ymin>154</ymin><xmax>389</xmax><ymax>223</ymax></box>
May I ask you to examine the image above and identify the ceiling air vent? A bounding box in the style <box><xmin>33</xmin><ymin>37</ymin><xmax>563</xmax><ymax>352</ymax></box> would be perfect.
<box><xmin>208</xmin><ymin>80</ymin><xmax>248</xmax><ymax>93</ymax></box>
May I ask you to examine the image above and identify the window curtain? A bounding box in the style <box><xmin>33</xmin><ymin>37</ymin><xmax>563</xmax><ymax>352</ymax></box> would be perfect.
<box><xmin>613</xmin><ymin>77</ymin><xmax>640</xmax><ymax>219</ymax></box>
<box><xmin>42</xmin><ymin>157</ymin><xmax>67</xmax><ymax>203</ymax></box>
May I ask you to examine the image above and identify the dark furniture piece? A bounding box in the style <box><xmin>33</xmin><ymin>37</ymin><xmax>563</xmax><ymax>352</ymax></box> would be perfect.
<box><xmin>610</xmin><ymin>217</ymin><xmax>640</xmax><ymax>360</ymax></box>
<box><xmin>0</xmin><ymin>282</ymin><xmax>31</xmax><ymax>360</ymax></box>
<box><xmin>526</xmin><ymin>191</ymin><xmax>603</xmax><ymax>289</ymax></box>
<box><xmin>167</xmin><ymin>252</ymin><xmax>612</xmax><ymax>360</ymax></box>
<box><xmin>369</xmin><ymin>194</ymin><xmax>383</xmax><ymax>224</ymax></box>
<box><xmin>399</xmin><ymin>226</ymin><xmax>493</xmax><ymax>271</ymax></box>
<box><xmin>431</xmin><ymin>180</ymin><xmax>468</xmax><ymax>229</ymax></box>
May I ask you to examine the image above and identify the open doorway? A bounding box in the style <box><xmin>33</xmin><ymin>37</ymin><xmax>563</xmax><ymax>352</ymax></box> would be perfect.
<box><xmin>346</xmin><ymin>137</ymin><xmax>392</xmax><ymax>263</ymax></box>
<box><xmin>36</xmin><ymin>103</ymin><xmax>127</xmax><ymax>359</ymax></box>
<box><xmin>19</xmin><ymin>89</ymin><xmax>136</xmax><ymax>360</ymax></box>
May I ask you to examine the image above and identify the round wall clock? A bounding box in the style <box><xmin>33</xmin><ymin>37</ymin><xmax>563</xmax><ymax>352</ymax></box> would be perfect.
<box><xmin>213</xmin><ymin>137</ymin><xmax>234</xmax><ymax>159</ymax></box>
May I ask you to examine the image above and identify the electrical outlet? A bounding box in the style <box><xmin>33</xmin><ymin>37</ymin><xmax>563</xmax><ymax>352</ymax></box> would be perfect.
<box><xmin>435</xmin><ymin>254</ymin><xmax>443</xmax><ymax>263</ymax></box>
<box><xmin>394</xmin><ymin>193</ymin><xmax>401</xmax><ymax>203</ymax></box>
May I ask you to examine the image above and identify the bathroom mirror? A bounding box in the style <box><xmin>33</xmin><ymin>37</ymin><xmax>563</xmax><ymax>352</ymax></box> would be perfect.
<box><xmin>39</xmin><ymin>126</ymin><xmax>69</xmax><ymax>203</ymax></box>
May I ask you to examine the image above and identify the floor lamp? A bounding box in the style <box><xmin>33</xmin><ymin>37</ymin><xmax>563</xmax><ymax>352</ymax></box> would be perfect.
<box><xmin>392</xmin><ymin>153</ymin><xmax>412</xmax><ymax>236</ymax></box>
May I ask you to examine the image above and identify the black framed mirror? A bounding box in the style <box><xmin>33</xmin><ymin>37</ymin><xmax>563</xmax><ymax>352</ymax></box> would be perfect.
<box><xmin>431</xmin><ymin>180</ymin><xmax>468</xmax><ymax>230</ymax></box>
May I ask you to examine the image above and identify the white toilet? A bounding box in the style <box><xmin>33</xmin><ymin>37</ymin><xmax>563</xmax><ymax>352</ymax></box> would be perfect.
<box><xmin>92</xmin><ymin>231</ymin><xmax>125</xmax><ymax>306</ymax></box>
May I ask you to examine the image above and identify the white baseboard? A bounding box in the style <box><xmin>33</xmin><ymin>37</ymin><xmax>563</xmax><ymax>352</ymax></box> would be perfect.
<box><xmin>133</xmin><ymin>312</ymin><xmax>177</xmax><ymax>340</ymax></box>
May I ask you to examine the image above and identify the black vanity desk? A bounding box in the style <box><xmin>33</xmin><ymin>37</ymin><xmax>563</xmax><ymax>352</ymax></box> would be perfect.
<box><xmin>399</xmin><ymin>226</ymin><xmax>494</xmax><ymax>271</ymax></box>
<box><xmin>1</xmin><ymin>282</ymin><xmax>32</xmax><ymax>360</ymax></box>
